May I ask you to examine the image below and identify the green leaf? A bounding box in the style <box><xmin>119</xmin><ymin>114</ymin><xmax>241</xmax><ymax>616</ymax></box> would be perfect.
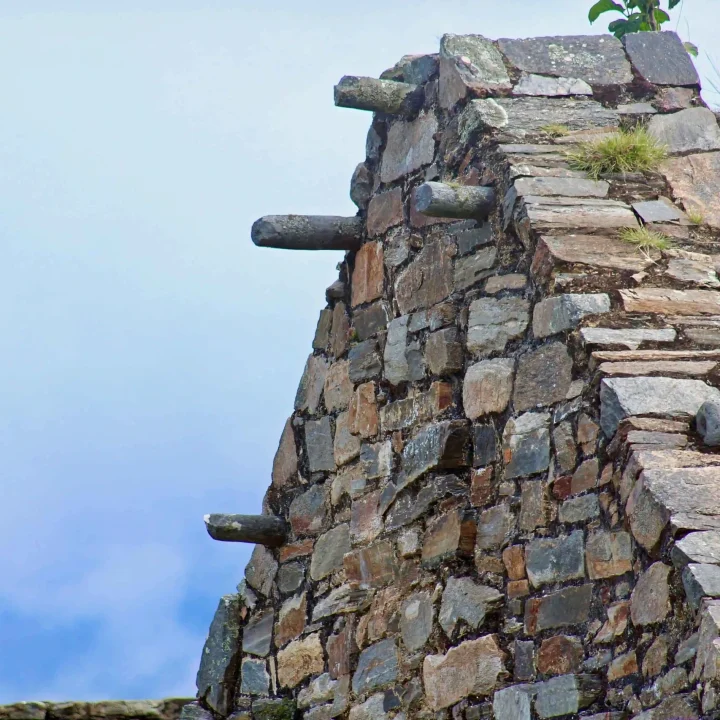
<box><xmin>684</xmin><ymin>41</ymin><xmax>699</xmax><ymax>57</ymax></box>
<box><xmin>609</xmin><ymin>16</ymin><xmax>643</xmax><ymax>36</ymax></box>
<box><xmin>654</xmin><ymin>8</ymin><xmax>670</xmax><ymax>24</ymax></box>
<box><xmin>588</xmin><ymin>0</ymin><xmax>626</xmax><ymax>22</ymax></box>
<box><xmin>669</xmin><ymin>0</ymin><xmax>683</xmax><ymax>8</ymax></box>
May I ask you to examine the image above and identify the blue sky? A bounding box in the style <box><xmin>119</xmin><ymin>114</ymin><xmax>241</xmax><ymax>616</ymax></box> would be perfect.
<box><xmin>1</xmin><ymin>0</ymin><xmax>718</xmax><ymax>704</ymax></box>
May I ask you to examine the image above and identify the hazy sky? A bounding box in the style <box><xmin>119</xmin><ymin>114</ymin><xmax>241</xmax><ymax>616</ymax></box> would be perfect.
<box><xmin>1</xmin><ymin>0</ymin><xmax>718</xmax><ymax>704</ymax></box>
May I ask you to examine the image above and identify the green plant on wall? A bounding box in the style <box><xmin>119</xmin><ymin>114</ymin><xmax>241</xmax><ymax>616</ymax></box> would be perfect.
<box><xmin>588</xmin><ymin>0</ymin><xmax>698</xmax><ymax>55</ymax></box>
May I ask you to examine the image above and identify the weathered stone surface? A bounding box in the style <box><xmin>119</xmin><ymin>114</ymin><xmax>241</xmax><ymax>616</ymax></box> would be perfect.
<box><xmin>571</xmin><ymin>458</ymin><xmax>599</xmax><ymax>494</ymax></box>
<box><xmin>196</xmin><ymin>595</ymin><xmax>242</xmax><ymax>715</ymax></box>
<box><xmin>395</xmin><ymin>239</ymin><xmax>453</xmax><ymax>314</ymax></box>
<box><xmin>631</xmin><ymin>562</ymin><xmax>671</xmax><ymax>626</ymax></box>
<box><xmin>352</xmin><ymin>639</ymin><xmax>399</xmax><ymax>694</ymax></box>
<box><xmin>312</xmin><ymin>584</ymin><xmax>372</xmax><ymax>622</ymax></box>
<box><xmin>525</xmin><ymin>584</ymin><xmax>593</xmax><ymax>634</ymax></box>
<box><xmin>665</xmin><ymin>252</ymin><xmax>720</xmax><ymax>288</ymax></box>
<box><xmin>672</xmin><ymin>531</ymin><xmax>720</xmax><ymax>567</ymax></box>
<box><xmin>683</xmin><ymin>563</ymin><xmax>720</xmax><ymax>608</ymax></box>
<box><xmin>399</xmin><ymin>420</ymin><xmax>470</xmax><ymax>489</ymax></box>
<box><xmin>453</xmin><ymin>222</ymin><xmax>493</xmax><ymax>255</ymax></box>
<box><xmin>600</xmin><ymin>376</ymin><xmax>720</xmax><ymax>437</ymax></box>
<box><xmin>349</xmin><ymin>382</ymin><xmax>379</xmax><ymax>439</ymax></box>
<box><xmin>629</xmin><ymin>465</ymin><xmax>720</xmax><ymax>550</ymax></box>
<box><xmin>524</xmin><ymin>196</ymin><xmax>638</xmax><ymax>233</ymax></box>
<box><xmin>353</xmin><ymin>302</ymin><xmax>389</xmax><ymax>342</ymax></box>
<box><xmin>330</xmin><ymin>302</ymin><xmax>350</xmax><ymax>359</ymax></box>
<box><xmin>532</xmin><ymin>234</ymin><xmax>655</xmax><ymax>276</ymax></box>
<box><xmin>503</xmin><ymin>412</ymin><xmax>551</xmax><ymax>479</ymax></box>
<box><xmin>350</xmin><ymin>162</ymin><xmax>372</xmax><ymax>211</ymax></box>
<box><xmin>327</xmin><ymin>620</ymin><xmax>354</xmax><ymax>680</ymax></box>
<box><xmin>519</xmin><ymin>479</ymin><xmax>552</xmax><ymax>531</ymax></box>
<box><xmin>525</xmin><ymin>530</ymin><xmax>585</xmax><ymax>587</ymax></box>
<box><xmin>366</xmin><ymin>189</ymin><xmax>403</xmax><ymax>238</ymax></box>
<box><xmin>423</xmin><ymin>635</ymin><xmax>506</xmax><ymax>710</ymax></box>
<box><xmin>661</xmin><ymin>152</ymin><xmax>720</xmax><ymax>230</ymax></box>
<box><xmin>313</xmin><ymin>309</ymin><xmax>332</xmax><ymax>351</ymax></box>
<box><xmin>422</xmin><ymin>507</ymin><xmax>475</xmax><ymax>566</ymax></box>
<box><xmin>632</xmin><ymin>695</ymin><xmax>699</xmax><ymax>719</ymax></box>
<box><xmin>277</xmin><ymin>561</ymin><xmax>304</xmax><ymax>594</ymax></box>
<box><xmin>347</xmin><ymin>695</ymin><xmax>392</xmax><ymax>720</ymax></box>
<box><xmin>513</xmin><ymin>73</ymin><xmax>592</xmax><ymax>96</ymax></box>
<box><xmin>484</xmin><ymin>274</ymin><xmax>527</xmax><ymax>294</ymax></box>
<box><xmin>503</xmin><ymin>545</ymin><xmax>526</xmax><ymax>580</ymax></box>
<box><xmin>295</xmin><ymin>355</ymin><xmax>330</xmax><ymax>415</ymax></box>
<box><xmin>476</xmin><ymin>503</ymin><xmax>516</xmax><ymax>550</ymax></box>
<box><xmin>251</xmin><ymin>699</ymin><xmax>296</xmax><ymax>720</ymax></box>
<box><xmin>310</xmin><ymin>524</ymin><xmax>350</xmax><ymax>581</ymax></box>
<box><xmin>425</xmin><ymin>327</ymin><xmax>464</xmax><ymax>376</ymax></box>
<box><xmin>384</xmin><ymin>316</ymin><xmax>424</xmax><ymax>385</ymax></box>
<box><xmin>344</xmin><ymin>541</ymin><xmax>399</xmax><ymax>587</ymax></box>
<box><xmin>272</xmin><ymin>418</ymin><xmax>298</xmax><ymax>488</ymax></box>
<box><xmin>633</xmin><ymin>199</ymin><xmax>684</xmax><ymax>224</ymax></box>
<box><xmin>439</xmin><ymin>576</ymin><xmax>503</xmax><ymax>637</ymax></box>
<box><xmin>513</xmin><ymin>342</ymin><xmax>573</xmax><ymax>411</ymax></box>
<box><xmin>607</xmin><ymin>650</ymin><xmax>639</xmax><ymax>682</ymax></box>
<box><xmin>553</xmin><ymin>422</ymin><xmax>576</xmax><ymax>473</ymax></box>
<box><xmin>277</xmin><ymin>633</ymin><xmax>324</xmax><ymax>688</ymax></box>
<box><xmin>498</xmin><ymin>34</ymin><xmax>632</xmax><ymax>85</ymax></box>
<box><xmin>385</xmin><ymin>473</ymin><xmax>467</xmax><ymax>531</ymax></box>
<box><xmin>333</xmin><ymin>410</ymin><xmax>360</xmax><ymax>467</ymax></box>
<box><xmin>348</xmin><ymin>339</ymin><xmax>382</xmax><ymax>383</ymax></box>
<box><xmin>697</xmin><ymin>401</ymin><xmax>720</xmax><ymax>447</ymax></box>
<box><xmin>305</xmin><ymin>417</ymin><xmax>336</xmax><ymax>473</ymax></box>
<box><xmin>453</xmin><ymin>247</ymin><xmax>498</xmax><ymax>291</ymax></box>
<box><xmin>496</xmin><ymin>97</ymin><xmax>618</xmax><ymax>137</ymax></box>
<box><xmin>245</xmin><ymin>546</ymin><xmax>278</xmax><ymax>597</ymax></box>
<box><xmin>624</xmin><ymin>31</ymin><xmax>700</xmax><ymax>85</ymax></box>
<box><xmin>439</xmin><ymin>34</ymin><xmax>511</xmax><ymax>109</ymax></box>
<box><xmin>360</xmin><ymin>440</ymin><xmax>393</xmax><ymax>480</ymax></box>
<box><xmin>324</xmin><ymin>361</ymin><xmax>353</xmax><ymax>413</ymax></box>
<box><xmin>467</xmin><ymin>296</ymin><xmax>530</xmax><ymax>356</ymax></box>
<box><xmin>493</xmin><ymin>686</ymin><xmax>532</xmax><ymax>720</ymax></box>
<box><xmin>352</xmin><ymin>242</ymin><xmax>385</xmax><ymax>308</ymax></box>
<box><xmin>243</xmin><ymin>609</ymin><xmax>274</xmax><ymax>657</ymax></box>
<box><xmin>585</xmin><ymin>530</ymin><xmax>632</xmax><ymax>579</ymax></box>
<box><xmin>240</xmin><ymin>658</ymin><xmax>269</xmax><ymax>696</ymax></box>
<box><xmin>289</xmin><ymin>484</ymin><xmax>328</xmax><ymax>537</ymax></box>
<box><xmin>581</xmin><ymin>327</ymin><xmax>677</xmax><ymax>350</ymax></box>
<box><xmin>515</xmin><ymin>176</ymin><xmax>608</xmax><ymax>198</ymax></box>
<box><xmin>473</xmin><ymin>424</ymin><xmax>497</xmax><ymax>468</ymax></box>
<box><xmin>648</xmin><ymin>107</ymin><xmax>720</xmax><ymax>155</ymax></box>
<box><xmin>533</xmin><ymin>293</ymin><xmax>611</xmax><ymax>339</ymax></box>
<box><xmin>400</xmin><ymin>591</ymin><xmax>433</xmax><ymax>651</ymax></box>
<box><xmin>463</xmin><ymin>358</ymin><xmax>515</xmax><ymax>420</ymax></box>
<box><xmin>538</xmin><ymin>635</ymin><xmax>584</xmax><ymax>675</ymax></box>
<box><xmin>275</xmin><ymin>593</ymin><xmax>306</xmax><ymax>648</ymax></box>
<box><xmin>380</xmin><ymin>112</ymin><xmax>438</xmax><ymax>183</ymax></box>
<box><xmin>559</xmin><ymin>494</ymin><xmax>599</xmax><ymax>524</ymax></box>
<box><xmin>535</xmin><ymin>673</ymin><xmax>601</xmax><ymax>718</ymax></box>
<box><xmin>594</xmin><ymin>601</ymin><xmax>630</xmax><ymax>644</ymax></box>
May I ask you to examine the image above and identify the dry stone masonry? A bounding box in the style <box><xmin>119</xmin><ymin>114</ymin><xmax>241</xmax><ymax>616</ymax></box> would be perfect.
<box><xmin>193</xmin><ymin>29</ymin><xmax>720</xmax><ymax>720</ymax></box>
<box><xmin>8</xmin><ymin>28</ymin><xmax>720</xmax><ymax>720</ymax></box>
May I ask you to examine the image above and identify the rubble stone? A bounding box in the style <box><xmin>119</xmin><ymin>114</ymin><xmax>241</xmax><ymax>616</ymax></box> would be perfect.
<box><xmin>533</xmin><ymin>293</ymin><xmax>611</xmax><ymax>339</ymax></box>
<box><xmin>631</xmin><ymin>563</ymin><xmax>671</xmax><ymax>626</ymax></box>
<box><xmin>463</xmin><ymin>358</ymin><xmax>515</xmax><ymax>419</ymax></box>
<box><xmin>525</xmin><ymin>530</ymin><xmax>585</xmax><ymax>587</ymax></box>
<box><xmin>439</xmin><ymin>576</ymin><xmax>503</xmax><ymax>637</ymax></box>
<box><xmin>503</xmin><ymin>412</ymin><xmax>551</xmax><ymax>479</ymax></box>
<box><xmin>467</xmin><ymin>296</ymin><xmax>530</xmax><ymax>356</ymax></box>
<box><xmin>513</xmin><ymin>342</ymin><xmax>573</xmax><ymax>411</ymax></box>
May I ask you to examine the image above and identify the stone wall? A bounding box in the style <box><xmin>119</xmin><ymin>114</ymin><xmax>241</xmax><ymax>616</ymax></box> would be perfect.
<box><xmin>121</xmin><ymin>31</ymin><xmax>720</xmax><ymax>720</ymax></box>
<box><xmin>0</xmin><ymin>700</ymin><xmax>192</xmax><ymax>720</ymax></box>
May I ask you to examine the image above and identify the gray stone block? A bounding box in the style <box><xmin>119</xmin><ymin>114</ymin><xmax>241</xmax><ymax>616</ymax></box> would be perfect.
<box><xmin>648</xmin><ymin>107</ymin><xmax>720</xmax><ymax>155</ymax></box>
<box><xmin>352</xmin><ymin>639</ymin><xmax>399</xmax><ymax>694</ymax></box>
<box><xmin>525</xmin><ymin>530</ymin><xmax>585</xmax><ymax>587</ymax></box>
<box><xmin>697</xmin><ymin>400</ymin><xmax>720</xmax><ymax>447</ymax></box>
<box><xmin>498</xmin><ymin>34</ymin><xmax>633</xmax><ymax>85</ymax></box>
<box><xmin>683</xmin><ymin>563</ymin><xmax>720</xmax><ymax>609</ymax></box>
<box><xmin>624</xmin><ymin>31</ymin><xmax>700</xmax><ymax>86</ymax></box>
<box><xmin>503</xmin><ymin>412</ymin><xmax>551</xmax><ymax>479</ymax></box>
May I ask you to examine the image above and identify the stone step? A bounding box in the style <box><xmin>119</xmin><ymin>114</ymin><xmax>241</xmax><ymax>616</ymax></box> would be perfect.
<box><xmin>592</xmin><ymin>349</ymin><xmax>720</xmax><ymax>364</ymax></box>
<box><xmin>580</xmin><ymin>327</ymin><xmax>676</xmax><ymax>350</ymax></box>
<box><xmin>532</xmin><ymin>235</ymin><xmax>655</xmax><ymax>278</ymax></box>
<box><xmin>597</xmin><ymin>360</ymin><xmax>718</xmax><ymax>377</ymax></box>
<box><xmin>620</xmin><ymin>288</ymin><xmax>720</xmax><ymax>316</ymax></box>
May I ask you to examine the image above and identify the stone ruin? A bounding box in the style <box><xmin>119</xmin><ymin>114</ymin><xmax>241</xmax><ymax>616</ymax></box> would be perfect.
<box><xmin>6</xmin><ymin>28</ymin><xmax>720</xmax><ymax>720</ymax></box>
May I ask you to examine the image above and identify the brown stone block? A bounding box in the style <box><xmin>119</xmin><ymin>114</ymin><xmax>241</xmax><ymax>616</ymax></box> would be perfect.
<box><xmin>470</xmin><ymin>467</ymin><xmax>495</xmax><ymax>507</ymax></box>
<box><xmin>351</xmin><ymin>242</ymin><xmax>385</xmax><ymax>307</ymax></box>
<box><xmin>344</xmin><ymin>541</ymin><xmax>399</xmax><ymax>588</ymax></box>
<box><xmin>537</xmin><ymin>635</ymin><xmax>584</xmax><ymax>675</ymax></box>
<box><xmin>366</xmin><ymin>188</ymin><xmax>404</xmax><ymax>237</ymax></box>
<box><xmin>502</xmin><ymin>545</ymin><xmax>526</xmax><ymax>580</ymax></box>
<box><xmin>278</xmin><ymin>539</ymin><xmax>314</xmax><ymax>563</ymax></box>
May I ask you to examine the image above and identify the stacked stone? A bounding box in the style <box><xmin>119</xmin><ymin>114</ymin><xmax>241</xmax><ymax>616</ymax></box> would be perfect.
<box><xmin>0</xmin><ymin>701</ymin><xmax>192</xmax><ymax>720</ymax></box>
<box><xmin>192</xmin><ymin>31</ymin><xmax>720</xmax><ymax>720</ymax></box>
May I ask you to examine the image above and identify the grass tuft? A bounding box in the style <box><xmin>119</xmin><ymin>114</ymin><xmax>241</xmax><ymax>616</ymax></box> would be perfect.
<box><xmin>687</xmin><ymin>210</ymin><xmax>705</xmax><ymax>226</ymax></box>
<box><xmin>540</xmin><ymin>123</ymin><xmax>570</xmax><ymax>137</ymax></box>
<box><xmin>619</xmin><ymin>226</ymin><xmax>672</xmax><ymax>252</ymax></box>
<box><xmin>567</xmin><ymin>127</ymin><xmax>667</xmax><ymax>179</ymax></box>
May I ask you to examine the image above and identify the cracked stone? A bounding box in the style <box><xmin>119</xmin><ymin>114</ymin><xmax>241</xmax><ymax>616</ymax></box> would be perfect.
<box><xmin>467</xmin><ymin>296</ymin><xmax>530</xmax><ymax>356</ymax></box>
